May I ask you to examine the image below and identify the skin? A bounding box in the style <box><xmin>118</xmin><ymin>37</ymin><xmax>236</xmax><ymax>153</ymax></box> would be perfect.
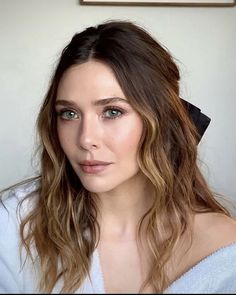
<box><xmin>55</xmin><ymin>60</ymin><xmax>154</xmax><ymax>224</ymax></box>
<box><xmin>56</xmin><ymin>60</ymin><xmax>144</xmax><ymax>194</ymax></box>
<box><xmin>56</xmin><ymin>59</ymin><xmax>154</xmax><ymax>292</ymax></box>
<box><xmin>55</xmin><ymin>59</ymin><xmax>236</xmax><ymax>293</ymax></box>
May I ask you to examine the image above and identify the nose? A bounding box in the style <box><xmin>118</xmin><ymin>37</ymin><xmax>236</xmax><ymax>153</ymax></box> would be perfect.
<box><xmin>77</xmin><ymin>115</ymin><xmax>101</xmax><ymax>151</ymax></box>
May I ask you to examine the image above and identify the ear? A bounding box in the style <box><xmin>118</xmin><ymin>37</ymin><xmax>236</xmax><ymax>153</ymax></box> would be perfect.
<box><xmin>181</xmin><ymin>98</ymin><xmax>211</xmax><ymax>144</ymax></box>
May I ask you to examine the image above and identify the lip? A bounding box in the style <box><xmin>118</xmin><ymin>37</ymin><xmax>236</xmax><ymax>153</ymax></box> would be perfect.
<box><xmin>79</xmin><ymin>160</ymin><xmax>112</xmax><ymax>174</ymax></box>
<box><xmin>79</xmin><ymin>160</ymin><xmax>111</xmax><ymax>166</ymax></box>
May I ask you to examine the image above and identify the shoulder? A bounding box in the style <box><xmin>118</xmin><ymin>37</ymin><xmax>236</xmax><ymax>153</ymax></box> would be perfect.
<box><xmin>193</xmin><ymin>212</ymin><xmax>236</xmax><ymax>253</ymax></box>
<box><xmin>0</xmin><ymin>179</ymin><xmax>40</xmax><ymax>293</ymax></box>
<box><xmin>1</xmin><ymin>178</ymin><xmax>39</xmax><ymax>208</ymax></box>
<box><xmin>0</xmin><ymin>178</ymin><xmax>40</xmax><ymax>228</ymax></box>
<box><xmin>167</xmin><ymin>212</ymin><xmax>236</xmax><ymax>293</ymax></box>
<box><xmin>166</xmin><ymin>242</ymin><xmax>236</xmax><ymax>293</ymax></box>
<box><xmin>172</xmin><ymin>212</ymin><xmax>236</xmax><ymax>280</ymax></box>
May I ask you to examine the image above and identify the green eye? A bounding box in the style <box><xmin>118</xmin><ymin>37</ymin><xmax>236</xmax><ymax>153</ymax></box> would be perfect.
<box><xmin>103</xmin><ymin>107</ymin><xmax>124</xmax><ymax>119</ymax></box>
<box><xmin>58</xmin><ymin>110</ymin><xmax>78</xmax><ymax>120</ymax></box>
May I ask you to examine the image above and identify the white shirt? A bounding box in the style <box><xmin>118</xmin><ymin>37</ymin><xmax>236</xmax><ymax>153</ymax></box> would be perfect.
<box><xmin>1</xmin><ymin>181</ymin><xmax>236</xmax><ymax>293</ymax></box>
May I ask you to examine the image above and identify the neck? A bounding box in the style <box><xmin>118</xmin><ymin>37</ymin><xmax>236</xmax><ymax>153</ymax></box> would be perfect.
<box><xmin>93</xmin><ymin>172</ymin><xmax>155</xmax><ymax>241</ymax></box>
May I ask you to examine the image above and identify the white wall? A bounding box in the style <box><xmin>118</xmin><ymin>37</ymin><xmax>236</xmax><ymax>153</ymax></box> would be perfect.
<box><xmin>0</xmin><ymin>0</ymin><xmax>235</xmax><ymax>209</ymax></box>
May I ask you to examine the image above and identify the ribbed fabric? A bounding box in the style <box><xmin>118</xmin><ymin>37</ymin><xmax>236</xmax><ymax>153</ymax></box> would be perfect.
<box><xmin>165</xmin><ymin>242</ymin><xmax>236</xmax><ymax>293</ymax></box>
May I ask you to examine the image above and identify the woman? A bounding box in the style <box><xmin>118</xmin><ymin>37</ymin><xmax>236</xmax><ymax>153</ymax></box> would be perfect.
<box><xmin>1</xmin><ymin>20</ymin><xmax>236</xmax><ymax>294</ymax></box>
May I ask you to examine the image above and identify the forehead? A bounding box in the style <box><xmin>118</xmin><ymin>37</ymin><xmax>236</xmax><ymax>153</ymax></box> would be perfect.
<box><xmin>57</xmin><ymin>60</ymin><xmax>125</xmax><ymax>100</ymax></box>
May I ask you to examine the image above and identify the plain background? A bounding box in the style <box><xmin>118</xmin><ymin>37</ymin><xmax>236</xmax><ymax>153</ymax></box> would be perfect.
<box><xmin>0</xmin><ymin>0</ymin><xmax>235</xmax><ymax>212</ymax></box>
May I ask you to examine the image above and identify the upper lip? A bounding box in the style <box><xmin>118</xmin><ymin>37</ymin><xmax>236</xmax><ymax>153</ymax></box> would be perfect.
<box><xmin>79</xmin><ymin>160</ymin><xmax>111</xmax><ymax>166</ymax></box>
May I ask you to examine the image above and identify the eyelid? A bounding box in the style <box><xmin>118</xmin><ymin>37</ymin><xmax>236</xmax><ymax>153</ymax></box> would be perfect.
<box><xmin>103</xmin><ymin>106</ymin><xmax>126</xmax><ymax>119</ymax></box>
<box><xmin>55</xmin><ymin>106</ymin><xmax>77</xmax><ymax>111</ymax></box>
<box><xmin>56</xmin><ymin>105</ymin><xmax>126</xmax><ymax>120</ymax></box>
<box><xmin>56</xmin><ymin>109</ymin><xmax>79</xmax><ymax>120</ymax></box>
<box><xmin>103</xmin><ymin>105</ymin><xmax>124</xmax><ymax>112</ymax></box>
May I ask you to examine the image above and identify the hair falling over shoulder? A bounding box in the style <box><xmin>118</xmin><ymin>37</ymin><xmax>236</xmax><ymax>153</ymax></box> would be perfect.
<box><xmin>1</xmin><ymin>20</ymin><xmax>231</xmax><ymax>293</ymax></box>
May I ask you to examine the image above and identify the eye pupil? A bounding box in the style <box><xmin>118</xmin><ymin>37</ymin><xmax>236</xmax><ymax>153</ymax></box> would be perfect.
<box><xmin>107</xmin><ymin>109</ymin><xmax>120</xmax><ymax>117</ymax></box>
<box><xmin>68</xmin><ymin>111</ymin><xmax>74</xmax><ymax>118</ymax></box>
<box><xmin>58</xmin><ymin>110</ymin><xmax>77</xmax><ymax>120</ymax></box>
<box><xmin>63</xmin><ymin>111</ymin><xmax>76</xmax><ymax>119</ymax></box>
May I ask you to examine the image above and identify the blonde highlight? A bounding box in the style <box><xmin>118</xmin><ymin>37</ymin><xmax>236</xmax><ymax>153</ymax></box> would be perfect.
<box><xmin>1</xmin><ymin>20</ymin><xmax>232</xmax><ymax>293</ymax></box>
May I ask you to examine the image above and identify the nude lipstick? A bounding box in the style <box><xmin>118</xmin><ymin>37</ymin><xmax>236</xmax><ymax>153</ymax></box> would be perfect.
<box><xmin>79</xmin><ymin>160</ymin><xmax>112</xmax><ymax>174</ymax></box>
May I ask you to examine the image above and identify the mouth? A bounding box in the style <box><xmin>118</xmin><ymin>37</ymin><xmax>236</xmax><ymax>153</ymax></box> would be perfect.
<box><xmin>79</xmin><ymin>163</ymin><xmax>111</xmax><ymax>174</ymax></box>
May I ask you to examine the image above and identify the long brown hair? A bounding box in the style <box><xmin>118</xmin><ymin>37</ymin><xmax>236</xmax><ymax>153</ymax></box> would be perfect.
<box><xmin>0</xmin><ymin>20</ymin><xmax>230</xmax><ymax>293</ymax></box>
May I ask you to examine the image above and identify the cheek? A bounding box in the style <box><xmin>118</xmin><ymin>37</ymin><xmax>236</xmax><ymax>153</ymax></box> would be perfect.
<box><xmin>57</xmin><ymin>123</ymin><xmax>75</xmax><ymax>155</ymax></box>
<box><xmin>110</xmin><ymin>117</ymin><xmax>143</xmax><ymax>156</ymax></box>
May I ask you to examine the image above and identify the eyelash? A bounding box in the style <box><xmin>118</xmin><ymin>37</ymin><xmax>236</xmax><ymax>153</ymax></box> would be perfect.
<box><xmin>56</xmin><ymin>106</ymin><xmax>125</xmax><ymax>121</ymax></box>
<box><xmin>56</xmin><ymin>109</ymin><xmax>77</xmax><ymax>120</ymax></box>
<box><xmin>103</xmin><ymin>106</ymin><xmax>126</xmax><ymax>120</ymax></box>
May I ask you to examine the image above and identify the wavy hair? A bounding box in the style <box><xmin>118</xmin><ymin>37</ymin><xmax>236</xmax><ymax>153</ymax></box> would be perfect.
<box><xmin>1</xmin><ymin>20</ymin><xmax>231</xmax><ymax>293</ymax></box>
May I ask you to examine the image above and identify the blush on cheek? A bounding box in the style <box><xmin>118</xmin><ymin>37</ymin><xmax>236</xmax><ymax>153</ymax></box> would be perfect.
<box><xmin>57</xmin><ymin>122</ymin><xmax>76</xmax><ymax>142</ymax></box>
<box><xmin>123</xmin><ymin>123</ymin><xmax>142</xmax><ymax>144</ymax></box>
<box><xmin>57</xmin><ymin>129</ymin><xmax>72</xmax><ymax>155</ymax></box>
<box><xmin>112</xmin><ymin>117</ymin><xmax>143</xmax><ymax>143</ymax></box>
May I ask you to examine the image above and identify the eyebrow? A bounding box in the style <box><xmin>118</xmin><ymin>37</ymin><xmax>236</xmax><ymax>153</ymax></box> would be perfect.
<box><xmin>55</xmin><ymin>97</ymin><xmax>130</xmax><ymax>108</ymax></box>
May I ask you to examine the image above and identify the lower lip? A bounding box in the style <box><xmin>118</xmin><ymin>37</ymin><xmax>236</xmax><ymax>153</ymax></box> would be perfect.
<box><xmin>79</xmin><ymin>164</ymin><xmax>111</xmax><ymax>174</ymax></box>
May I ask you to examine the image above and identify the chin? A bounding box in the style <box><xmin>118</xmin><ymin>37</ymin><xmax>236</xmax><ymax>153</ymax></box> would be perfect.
<box><xmin>79</xmin><ymin>180</ymin><xmax>115</xmax><ymax>194</ymax></box>
<box><xmin>83</xmin><ymin>186</ymin><xmax>113</xmax><ymax>194</ymax></box>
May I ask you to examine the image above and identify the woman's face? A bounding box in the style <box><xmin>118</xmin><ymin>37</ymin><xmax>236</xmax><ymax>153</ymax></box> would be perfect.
<box><xmin>55</xmin><ymin>60</ymin><xmax>144</xmax><ymax>194</ymax></box>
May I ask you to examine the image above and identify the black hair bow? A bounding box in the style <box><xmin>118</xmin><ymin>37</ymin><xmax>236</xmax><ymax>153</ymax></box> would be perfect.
<box><xmin>181</xmin><ymin>99</ymin><xmax>211</xmax><ymax>144</ymax></box>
